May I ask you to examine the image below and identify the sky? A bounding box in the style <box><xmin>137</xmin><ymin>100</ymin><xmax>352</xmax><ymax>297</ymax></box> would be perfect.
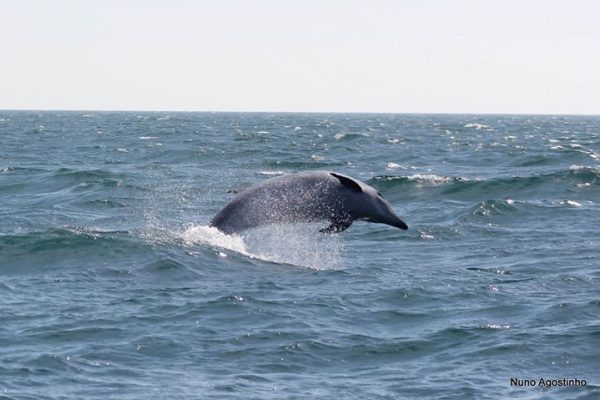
<box><xmin>1</xmin><ymin>0</ymin><xmax>599</xmax><ymax>114</ymax></box>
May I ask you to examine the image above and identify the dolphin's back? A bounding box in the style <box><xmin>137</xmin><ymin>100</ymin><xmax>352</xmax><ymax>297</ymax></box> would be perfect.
<box><xmin>210</xmin><ymin>171</ymin><xmax>343</xmax><ymax>234</ymax></box>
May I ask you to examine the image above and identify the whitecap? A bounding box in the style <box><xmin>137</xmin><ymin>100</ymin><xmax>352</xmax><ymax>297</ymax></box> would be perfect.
<box><xmin>569</xmin><ymin>165</ymin><xmax>584</xmax><ymax>170</ymax></box>
<box><xmin>418</xmin><ymin>231</ymin><xmax>434</xmax><ymax>240</ymax></box>
<box><xmin>464</xmin><ymin>123</ymin><xmax>491</xmax><ymax>130</ymax></box>
<box><xmin>405</xmin><ymin>174</ymin><xmax>454</xmax><ymax>184</ymax></box>
<box><xmin>480</xmin><ymin>324</ymin><xmax>510</xmax><ymax>330</ymax></box>
<box><xmin>257</xmin><ymin>170</ymin><xmax>285</xmax><ymax>176</ymax></box>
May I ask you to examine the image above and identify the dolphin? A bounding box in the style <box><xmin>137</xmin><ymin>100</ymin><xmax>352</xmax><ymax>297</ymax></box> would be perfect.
<box><xmin>210</xmin><ymin>171</ymin><xmax>408</xmax><ymax>234</ymax></box>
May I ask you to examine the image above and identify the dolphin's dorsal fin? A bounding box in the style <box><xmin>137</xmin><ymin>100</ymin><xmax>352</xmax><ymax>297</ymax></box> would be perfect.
<box><xmin>330</xmin><ymin>172</ymin><xmax>362</xmax><ymax>192</ymax></box>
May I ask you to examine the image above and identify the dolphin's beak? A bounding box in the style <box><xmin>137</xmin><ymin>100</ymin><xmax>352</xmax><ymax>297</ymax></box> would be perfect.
<box><xmin>392</xmin><ymin>216</ymin><xmax>408</xmax><ymax>230</ymax></box>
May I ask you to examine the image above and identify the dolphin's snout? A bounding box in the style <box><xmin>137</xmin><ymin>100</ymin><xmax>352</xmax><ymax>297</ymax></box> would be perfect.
<box><xmin>378</xmin><ymin>202</ymin><xmax>408</xmax><ymax>230</ymax></box>
<box><xmin>393</xmin><ymin>216</ymin><xmax>408</xmax><ymax>230</ymax></box>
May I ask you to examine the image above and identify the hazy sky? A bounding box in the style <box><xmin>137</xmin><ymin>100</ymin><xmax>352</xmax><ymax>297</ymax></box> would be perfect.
<box><xmin>1</xmin><ymin>0</ymin><xmax>599</xmax><ymax>114</ymax></box>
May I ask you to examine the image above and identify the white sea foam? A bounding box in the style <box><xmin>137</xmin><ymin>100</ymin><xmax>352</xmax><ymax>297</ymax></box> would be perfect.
<box><xmin>418</xmin><ymin>231</ymin><xmax>435</xmax><ymax>240</ymax></box>
<box><xmin>569</xmin><ymin>165</ymin><xmax>598</xmax><ymax>172</ymax></box>
<box><xmin>405</xmin><ymin>174</ymin><xmax>455</xmax><ymax>184</ymax></box>
<box><xmin>385</xmin><ymin>163</ymin><xmax>416</xmax><ymax>171</ymax></box>
<box><xmin>464</xmin><ymin>123</ymin><xmax>492</xmax><ymax>130</ymax></box>
<box><xmin>181</xmin><ymin>225</ymin><xmax>250</xmax><ymax>256</ymax></box>
<box><xmin>139</xmin><ymin>136</ymin><xmax>159</xmax><ymax>140</ymax></box>
<box><xmin>481</xmin><ymin>324</ymin><xmax>510</xmax><ymax>330</ymax></box>
<box><xmin>257</xmin><ymin>170</ymin><xmax>285</xmax><ymax>176</ymax></box>
<box><xmin>181</xmin><ymin>224</ymin><xmax>343</xmax><ymax>270</ymax></box>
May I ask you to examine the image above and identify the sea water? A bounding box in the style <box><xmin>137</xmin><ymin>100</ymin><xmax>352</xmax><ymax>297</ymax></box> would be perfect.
<box><xmin>1</xmin><ymin>112</ymin><xmax>599</xmax><ymax>399</ymax></box>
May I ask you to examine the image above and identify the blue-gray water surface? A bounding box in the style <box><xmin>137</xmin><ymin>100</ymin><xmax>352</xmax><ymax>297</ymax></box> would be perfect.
<box><xmin>1</xmin><ymin>111</ymin><xmax>599</xmax><ymax>399</ymax></box>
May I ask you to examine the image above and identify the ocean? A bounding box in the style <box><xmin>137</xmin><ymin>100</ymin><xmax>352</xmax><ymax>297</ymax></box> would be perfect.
<box><xmin>1</xmin><ymin>111</ymin><xmax>598</xmax><ymax>399</ymax></box>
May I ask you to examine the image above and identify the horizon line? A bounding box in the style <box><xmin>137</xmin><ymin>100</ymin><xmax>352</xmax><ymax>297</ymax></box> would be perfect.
<box><xmin>1</xmin><ymin>108</ymin><xmax>599</xmax><ymax>117</ymax></box>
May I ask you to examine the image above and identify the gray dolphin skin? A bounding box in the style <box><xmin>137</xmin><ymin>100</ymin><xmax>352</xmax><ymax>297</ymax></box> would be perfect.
<box><xmin>210</xmin><ymin>171</ymin><xmax>408</xmax><ymax>234</ymax></box>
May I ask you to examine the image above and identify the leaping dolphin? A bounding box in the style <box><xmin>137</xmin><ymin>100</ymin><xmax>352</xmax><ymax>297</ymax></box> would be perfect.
<box><xmin>209</xmin><ymin>171</ymin><xmax>408</xmax><ymax>234</ymax></box>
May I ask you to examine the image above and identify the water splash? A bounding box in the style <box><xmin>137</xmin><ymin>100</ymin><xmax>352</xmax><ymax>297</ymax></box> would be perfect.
<box><xmin>181</xmin><ymin>225</ymin><xmax>249</xmax><ymax>256</ymax></box>
<box><xmin>180</xmin><ymin>223</ymin><xmax>344</xmax><ymax>270</ymax></box>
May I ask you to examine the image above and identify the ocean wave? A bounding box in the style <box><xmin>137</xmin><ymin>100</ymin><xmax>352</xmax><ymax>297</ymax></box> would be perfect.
<box><xmin>371</xmin><ymin>167</ymin><xmax>600</xmax><ymax>198</ymax></box>
<box><xmin>79</xmin><ymin>199</ymin><xmax>128</xmax><ymax>208</ymax></box>
<box><xmin>0</xmin><ymin>228</ymin><xmax>147</xmax><ymax>271</ymax></box>
<box><xmin>371</xmin><ymin>174</ymin><xmax>470</xmax><ymax>187</ymax></box>
<box><xmin>332</xmin><ymin>132</ymin><xmax>370</xmax><ymax>141</ymax></box>
<box><xmin>469</xmin><ymin>199</ymin><xmax>519</xmax><ymax>217</ymax></box>
<box><xmin>454</xmin><ymin>197</ymin><xmax>591</xmax><ymax>226</ymax></box>
<box><xmin>1</xmin><ymin>168</ymin><xmax>147</xmax><ymax>204</ymax></box>
<box><xmin>463</xmin><ymin>123</ymin><xmax>493</xmax><ymax>130</ymax></box>
<box><xmin>1</xmin><ymin>166</ymin><xmax>45</xmax><ymax>174</ymax></box>
<box><xmin>51</xmin><ymin>167</ymin><xmax>126</xmax><ymax>180</ymax></box>
<box><xmin>384</xmin><ymin>162</ymin><xmax>416</xmax><ymax>171</ymax></box>
<box><xmin>257</xmin><ymin>170</ymin><xmax>286</xmax><ymax>176</ymax></box>
<box><xmin>261</xmin><ymin>159</ymin><xmax>348</xmax><ymax>169</ymax></box>
<box><xmin>45</xmin><ymin>168</ymin><xmax>147</xmax><ymax>191</ymax></box>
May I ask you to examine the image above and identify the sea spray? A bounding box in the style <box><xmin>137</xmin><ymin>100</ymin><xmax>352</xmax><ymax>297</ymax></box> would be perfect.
<box><xmin>181</xmin><ymin>223</ymin><xmax>344</xmax><ymax>270</ymax></box>
<box><xmin>181</xmin><ymin>225</ymin><xmax>249</xmax><ymax>256</ymax></box>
